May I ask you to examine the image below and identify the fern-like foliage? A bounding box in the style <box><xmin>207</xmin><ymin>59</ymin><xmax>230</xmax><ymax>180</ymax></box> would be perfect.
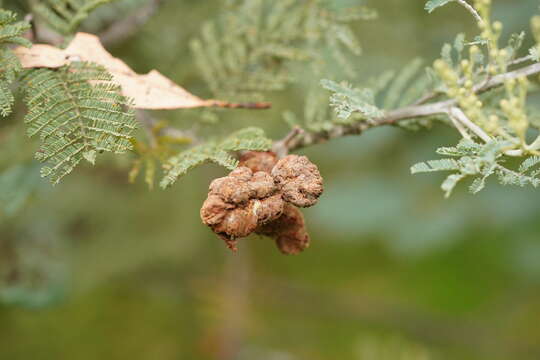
<box><xmin>32</xmin><ymin>0</ymin><xmax>118</xmax><ymax>35</ymax></box>
<box><xmin>320</xmin><ymin>79</ymin><xmax>383</xmax><ymax>121</ymax></box>
<box><xmin>320</xmin><ymin>58</ymin><xmax>436</xmax><ymax>126</ymax></box>
<box><xmin>160</xmin><ymin>127</ymin><xmax>272</xmax><ymax>189</ymax></box>
<box><xmin>0</xmin><ymin>9</ymin><xmax>31</xmax><ymax>117</ymax></box>
<box><xmin>21</xmin><ymin>62</ymin><xmax>137</xmax><ymax>184</ymax></box>
<box><xmin>411</xmin><ymin>139</ymin><xmax>540</xmax><ymax>197</ymax></box>
<box><xmin>190</xmin><ymin>0</ymin><xmax>375</xmax><ymax>100</ymax></box>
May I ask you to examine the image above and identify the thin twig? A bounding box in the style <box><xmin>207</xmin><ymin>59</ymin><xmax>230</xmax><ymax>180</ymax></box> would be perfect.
<box><xmin>448</xmin><ymin>107</ymin><xmax>491</xmax><ymax>142</ymax></box>
<box><xmin>272</xmin><ymin>126</ymin><xmax>304</xmax><ymax>157</ymax></box>
<box><xmin>508</xmin><ymin>54</ymin><xmax>534</xmax><ymax>67</ymax></box>
<box><xmin>449</xmin><ymin>113</ymin><xmax>472</xmax><ymax>140</ymax></box>
<box><xmin>279</xmin><ymin>61</ymin><xmax>540</xmax><ymax>153</ymax></box>
<box><xmin>456</xmin><ymin>0</ymin><xmax>484</xmax><ymax>25</ymax></box>
<box><xmin>205</xmin><ymin>100</ymin><xmax>272</xmax><ymax>110</ymax></box>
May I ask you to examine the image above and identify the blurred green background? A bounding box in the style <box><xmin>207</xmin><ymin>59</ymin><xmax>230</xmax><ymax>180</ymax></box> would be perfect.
<box><xmin>2</xmin><ymin>0</ymin><xmax>540</xmax><ymax>359</ymax></box>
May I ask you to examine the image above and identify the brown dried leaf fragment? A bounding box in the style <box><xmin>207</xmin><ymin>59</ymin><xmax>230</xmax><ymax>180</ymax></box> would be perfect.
<box><xmin>256</xmin><ymin>204</ymin><xmax>310</xmax><ymax>255</ymax></box>
<box><xmin>14</xmin><ymin>33</ymin><xmax>271</xmax><ymax>110</ymax></box>
<box><xmin>200</xmin><ymin>167</ymin><xmax>284</xmax><ymax>251</ymax></box>
<box><xmin>272</xmin><ymin>155</ymin><xmax>323</xmax><ymax>207</ymax></box>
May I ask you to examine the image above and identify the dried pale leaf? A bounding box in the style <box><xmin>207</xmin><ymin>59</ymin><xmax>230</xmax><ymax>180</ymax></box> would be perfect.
<box><xmin>14</xmin><ymin>33</ymin><xmax>270</xmax><ymax>110</ymax></box>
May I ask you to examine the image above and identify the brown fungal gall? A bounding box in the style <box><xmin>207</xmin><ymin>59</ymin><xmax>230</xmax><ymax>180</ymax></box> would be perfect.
<box><xmin>208</xmin><ymin>167</ymin><xmax>253</xmax><ymax>204</ymax></box>
<box><xmin>201</xmin><ymin>152</ymin><xmax>324</xmax><ymax>253</ymax></box>
<box><xmin>256</xmin><ymin>204</ymin><xmax>310</xmax><ymax>255</ymax></box>
<box><xmin>200</xmin><ymin>166</ymin><xmax>284</xmax><ymax>251</ymax></box>
<box><xmin>239</xmin><ymin>151</ymin><xmax>278</xmax><ymax>173</ymax></box>
<box><xmin>271</xmin><ymin>155</ymin><xmax>323</xmax><ymax>208</ymax></box>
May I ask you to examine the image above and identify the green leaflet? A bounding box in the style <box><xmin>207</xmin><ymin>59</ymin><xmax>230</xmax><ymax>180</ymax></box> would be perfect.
<box><xmin>529</xmin><ymin>46</ymin><xmax>540</xmax><ymax>62</ymax></box>
<box><xmin>0</xmin><ymin>9</ymin><xmax>31</xmax><ymax>117</ymax></box>
<box><xmin>160</xmin><ymin>127</ymin><xmax>272</xmax><ymax>189</ymax></box>
<box><xmin>425</xmin><ymin>0</ymin><xmax>454</xmax><ymax>13</ymax></box>
<box><xmin>219</xmin><ymin>127</ymin><xmax>273</xmax><ymax>151</ymax></box>
<box><xmin>32</xmin><ymin>0</ymin><xmax>118</xmax><ymax>35</ymax></box>
<box><xmin>21</xmin><ymin>62</ymin><xmax>137</xmax><ymax>185</ymax></box>
<box><xmin>0</xmin><ymin>79</ymin><xmax>13</xmax><ymax>117</ymax></box>
<box><xmin>411</xmin><ymin>139</ymin><xmax>540</xmax><ymax>197</ymax></box>
<box><xmin>321</xmin><ymin>79</ymin><xmax>383</xmax><ymax>121</ymax></box>
<box><xmin>319</xmin><ymin>58</ymin><xmax>436</xmax><ymax>132</ymax></box>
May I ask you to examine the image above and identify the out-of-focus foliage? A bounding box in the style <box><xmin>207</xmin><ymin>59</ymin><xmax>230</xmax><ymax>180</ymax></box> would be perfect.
<box><xmin>31</xmin><ymin>0</ymin><xmax>118</xmax><ymax>35</ymax></box>
<box><xmin>0</xmin><ymin>1</ymin><xmax>540</xmax><ymax>360</ymax></box>
<box><xmin>191</xmin><ymin>0</ymin><xmax>376</xmax><ymax>101</ymax></box>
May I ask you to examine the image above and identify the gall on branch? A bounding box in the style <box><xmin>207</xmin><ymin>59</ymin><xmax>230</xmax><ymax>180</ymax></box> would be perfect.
<box><xmin>200</xmin><ymin>152</ymin><xmax>323</xmax><ymax>254</ymax></box>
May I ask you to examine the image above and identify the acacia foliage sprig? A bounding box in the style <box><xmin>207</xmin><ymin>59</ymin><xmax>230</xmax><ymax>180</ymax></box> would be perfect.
<box><xmin>32</xmin><ymin>0</ymin><xmax>118</xmax><ymax>36</ymax></box>
<box><xmin>314</xmin><ymin>0</ymin><xmax>540</xmax><ymax>196</ymax></box>
<box><xmin>22</xmin><ymin>62</ymin><xmax>138</xmax><ymax>184</ymax></box>
<box><xmin>0</xmin><ymin>9</ymin><xmax>30</xmax><ymax>117</ymax></box>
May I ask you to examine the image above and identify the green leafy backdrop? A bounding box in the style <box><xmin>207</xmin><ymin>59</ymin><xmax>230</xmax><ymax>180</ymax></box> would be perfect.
<box><xmin>1</xmin><ymin>0</ymin><xmax>540</xmax><ymax>359</ymax></box>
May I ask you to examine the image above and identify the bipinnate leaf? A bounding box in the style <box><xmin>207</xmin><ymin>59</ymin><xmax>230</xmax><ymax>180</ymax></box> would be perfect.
<box><xmin>22</xmin><ymin>62</ymin><xmax>137</xmax><ymax>184</ymax></box>
<box><xmin>321</xmin><ymin>79</ymin><xmax>383</xmax><ymax>121</ymax></box>
<box><xmin>160</xmin><ymin>127</ymin><xmax>272</xmax><ymax>189</ymax></box>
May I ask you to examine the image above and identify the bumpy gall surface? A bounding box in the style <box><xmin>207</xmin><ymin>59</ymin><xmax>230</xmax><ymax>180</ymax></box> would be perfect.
<box><xmin>239</xmin><ymin>151</ymin><xmax>278</xmax><ymax>173</ymax></box>
<box><xmin>201</xmin><ymin>151</ymin><xmax>323</xmax><ymax>254</ymax></box>
<box><xmin>200</xmin><ymin>166</ymin><xmax>284</xmax><ymax>250</ymax></box>
<box><xmin>271</xmin><ymin>155</ymin><xmax>323</xmax><ymax>208</ymax></box>
<box><xmin>256</xmin><ymin>203</ymin><xmax>310</xmax><ymax>255</ymax></box>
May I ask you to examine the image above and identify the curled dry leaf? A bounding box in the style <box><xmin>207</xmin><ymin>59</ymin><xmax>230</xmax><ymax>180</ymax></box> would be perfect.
<box><xmin>14</xmin><ymin>33</ymin><xmax>271</xmax><ymax>110</ymax></box>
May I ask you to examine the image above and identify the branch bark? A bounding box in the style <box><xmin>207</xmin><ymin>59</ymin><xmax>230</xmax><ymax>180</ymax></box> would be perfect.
<box><xmin>276</xmin><ymin>61</ymin><xmax>540</xmax><ymax>153</ymax></box>
<box><xmin>456</xmin><ymin>0</ymin><xmax>484</xmax><ymax>25</ymax></box>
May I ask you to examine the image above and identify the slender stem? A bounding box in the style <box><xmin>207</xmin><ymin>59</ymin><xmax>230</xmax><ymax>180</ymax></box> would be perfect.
<box><xmin>272</xmin><ymin>126</ymin><xmax>304</xmax><ymax>157</ymax></box>
<box><xmin>526</xmin><ymin>134</ymin><xmax>540</xmax><ymax>151</ymax></box>
<box><xmin>279</xmin><ymin>61</ymin><xmax>540</xmax><ymax>153</ymax></box>
<box><xmin>456</xmin><ymin>0</ymin><xmax>484</xmax><ymax>25</ymax></box>
<box><xmin>204</xmin><ymin>100</ymin><xmax>272</xmax><ymax>110</ymax></box>
<box><xmin>448</xmin><ymin>107</ymin><xmax>492</xmax><ymax>142</ymax></box>
<box><xmin>508</xmin><ymin>54</ymin><xmax>534</xmax><ymax>67</ymax></box>
<box><xmin>449</xmin><ymin>112</ymin><xmax>472</xmax><ymax>140</ymax></box>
